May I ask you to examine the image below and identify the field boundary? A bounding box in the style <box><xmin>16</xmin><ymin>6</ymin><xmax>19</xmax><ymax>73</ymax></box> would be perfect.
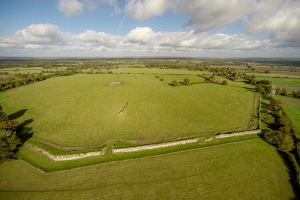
<box><xmin>24</xmin><ymin>144</ymin><xmax>106</xmax><ymax>161</ymax></box>
<box><xmin>113</xmin><ymin>138</ymin><xmax>198</xmax><ymax>153</ymax></box>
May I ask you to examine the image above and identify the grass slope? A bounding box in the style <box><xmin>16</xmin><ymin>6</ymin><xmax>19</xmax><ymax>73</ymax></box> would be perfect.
<box><xmin>0</xmin><ymin>74</ymin><xmax>255</xmax><ymax>147</ymax></box>
<box><xmin>256</xmin><ymin>77</ymin><xmax>300</xmax><ymax>92</ymax></box>
<box><xmin>0</xmin><ymin>139</ymin><xmax>295</xmax><ymax>199</ymax></box>
<box><xmin>275</xmin><ymin>95</ymin><xmax>300</xmax><ymax>137</ymax></box>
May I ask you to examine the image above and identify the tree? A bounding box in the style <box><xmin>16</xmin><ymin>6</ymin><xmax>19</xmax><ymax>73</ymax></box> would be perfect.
<box><xmin>277</xmin><ymin>135</ymin><xmax>295</xmax><ymax>152</ymax></box>
<box><xmin>221</xmin><ymin>80</ymin><xmax>228</xmax><ymax>85</ymax></box>
<box><xmin>183</xmin><ymin>78</ymin><xmax>190</xmax><ymax>85</ymax></box>
<box><xmin>172</xmin><ymin>80</ymin><xmax>179</xmax><ymax>86</ymax></box>
<box><xmin>281</xmin><ymin>88</ymin><xmax>288</xmax><ymax>96</ymax></box>
<box><xmin>0</xmin><ymin>106</ymin><xmax>32</xmax><ymax>162</ymax></box>
<box><xmin>255</xmin><ymin>83</ymin><xmax>265</xmax><ymax>94</ymax></box>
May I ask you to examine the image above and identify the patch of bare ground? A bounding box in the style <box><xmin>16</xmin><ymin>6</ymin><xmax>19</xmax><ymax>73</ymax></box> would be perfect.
<box><xmin>106</xmin><ymin>81</ymin><xmax>123</xmax><ymax>86</ymax></box>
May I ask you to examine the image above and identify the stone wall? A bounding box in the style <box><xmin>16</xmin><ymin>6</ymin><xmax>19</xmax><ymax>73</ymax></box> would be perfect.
<box><xmin>25</xmin><ymin>144</ymin><xmax>106</xmax><ymax>161</ymax></box>
<box><xmin>215</xmin><ymin>129</ymin><xmax>261</xmax><ymax>139</ymax></box>
<box><xmin>113</xmin><ymin>138</ymin><xmax>198</xmax><ymax>154</ymax></box>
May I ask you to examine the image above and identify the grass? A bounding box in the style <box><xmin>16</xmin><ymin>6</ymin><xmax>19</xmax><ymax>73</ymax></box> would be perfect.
<box><xmin>0</xmin><ymin>73</ymin><xmax>255</xmax><ymax>147</ymax></box>
<box><xmin>247</xmin><ymin>72</ymin><xmax>300</xmax><ymax>79</ymax></box>
<box><xmin>256</xmin><ymin>77</ymin><xmax>300</xmax><ymax>92</ymax></box>
<box><xmin>112</xmin><ymin>67</ymin><xmax>212</xmax><ymax>75</ymax></box>
<box><xmin>0</xmin><ymin>139</ymin><xmax>295</xmax><ymax>199</ymax></box>
<box><xmin>18</xmin><ymin>134</ymin><xmax>259</xmax><ymax>172</ymax></box>
<box><xmin>0</xmin><ymin>67</ymin><xmax>67</xmax><ymax>74</ymax></box>
<box><xmin>275</xmin><ymin>95</ymin><xmax>300</xmax><ymax>137</ymax></box>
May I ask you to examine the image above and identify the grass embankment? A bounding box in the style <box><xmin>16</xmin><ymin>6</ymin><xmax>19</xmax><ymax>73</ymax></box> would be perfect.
<box><xmin>256</xmin><ymin>77</ymin><xmax>300</xmax><ymax>92</ymax></box>
<box><xmin>275</xmin><ymin>96</ymin><xmax>300</xmax><ymax>137</ymax></box>
<box><xmin>0</xmin><ymin>74</ymin><xmax>255</xmax><ymax>147</ymax></box>
<box><xmin>19</xmin><ymin>134</ymin><xmax>259</xmax><ymax>172</ymax></box>
<box><xmin>0</xmin><ymin>139</ymin><xmax>295</xmax><ymax>199</ymax></box>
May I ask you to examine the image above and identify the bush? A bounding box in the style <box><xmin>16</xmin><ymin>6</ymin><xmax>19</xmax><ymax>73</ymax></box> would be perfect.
<box><xmin>281</xmin><ymin>88</ymin><xmax>288</xmax><ymax>96</ymax></box>
<box><xmin>155</xmin><ymin>74</ymin><xmax>160</xmax><ymax>78</ymax></box>
<box><xmin>171</xmin><ymin>80</ymin><xmax>179</xmax><ymax>86</ymax></box>
<box><xmin>221</xmin><ymin>80</ymin><xmax>228</xmax><ymax>85</ymax></box>
<box><xmin>183</xmin><ymin>78</ymin><xmax>190</xmax><ymax>85</ymax></box>
<box><xmin>160</xmin><ymin>78</ymin><xmax>164</xmax><ymax>81</ymax></box>
<box><xmin>264</xmin><ymin>114</ymin><xmax>275</xmax><ymax>124</ymax></box>
<box><xmin>262</xmin><ymin>110</ymin><xmax>269</xmax><ymax>114</ymax></box>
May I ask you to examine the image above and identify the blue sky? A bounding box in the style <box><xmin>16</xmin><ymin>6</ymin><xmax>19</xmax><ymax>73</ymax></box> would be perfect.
<box><xmin>0</xmin><ymin>0</ymin><xmax>299</xmax><ymax>57</ymax></box>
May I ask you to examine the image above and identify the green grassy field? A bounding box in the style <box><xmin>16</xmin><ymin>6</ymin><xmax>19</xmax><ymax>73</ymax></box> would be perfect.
<box><xmin>0</xmin><ymin>139</ymin><xmax>295</xmax><ymax>199</ymax></box>
<box><xmin>112</xmin><ymin>67</ymin><xmax>212</xmax><ymax>75</ymax></box>
<box><xmin>247</xmin><ymin>72</ymin><xmax>300</xmax><ymax>79</ymax></box>
<box><xmin>0</xmin><ymin>73</ymin><xmax>255</xmax><ymax>147</ymax></box>
<box><xmin>0</xmin><ymin>67</ymin><xmax>67</xmax><ymax>74</ymax></box>
<box><xmin>256</xmin><ymin>77</ymin><xmax>300</xmax><ymax>92</ymax></box>
<box><xmin>275</xmin><ymin>96</ymin><xmax>300</xmax><ymax>137</ymax></box>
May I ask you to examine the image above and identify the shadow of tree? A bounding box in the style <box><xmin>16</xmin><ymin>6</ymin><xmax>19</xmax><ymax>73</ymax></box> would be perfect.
<box><xmin>258</xmin><ymin>131</ymin><xmax>300</xmax><ymax>199</ymax></box>
<box><xmin>17</xmin><ymin>119</ymin><xmax>34</xmax><ymax>143</ymax></box>
<box><xmin>242</xmin><ymin>86</ymin><xmax>255</xmax><ymax>92</ymax></box>
<box><xmin>261</xmin><ymin>102</ymin><xmax>269</xmax><ymax>109</ymax></box>
<box><xmin>7</xmin><ymin>109</ymin><xmax>27</xmax><ymax>120</ymax></box>
<box><xmin>276</xmin><ymin>150</ymin><xmax>300</xmax><ymax>199</ymax></box>
<box><xmin>1</xmin><ymin>107</ymin><xmax>34</xmax><ymax>161</ymax></box>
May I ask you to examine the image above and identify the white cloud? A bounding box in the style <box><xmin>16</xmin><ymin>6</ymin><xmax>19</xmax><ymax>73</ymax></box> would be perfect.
<box><xmin>124</xmin><ymin>27</ymin><xmax>160</xmax><ymax>44</ymax></box>
<box><xmin>179</xmin><ymin>0</ymin><xmax>256</xmax><ymax>33</ymax></box>
<box><xmin>245</xmin><ymin>0</ymin><xmax>300</xmax><ymax>47</ymax></box>
<box><xmin>71</xmin><ymin>30</ymin><xmax>123</xmax><ymax>47</ymax></box>
<box><xmin>0</xmin><ymin>24</ymin><xmax>299</xmax><ymax>57</ymax></box>
<box><xmin>124</xmin><ymin>0</ymin><xmax>179</xmax><ymax>20</ymax></box>
<box><xmin>0</xmin><ymin>24</ymin><xmax>64</xmax><ymax>45</ymax></box>
<box><xmin>83</xmin><ymin>0</ymin><xmax>107</xmax><ymax>11</ymax></box>
<box><xmin>123</xmin><ymin>0</ymin><xmax>300</xmax><ymax>48</ymax></box>
<box><xmin>108</xmin><ymin>0</ymin><xmax>122</xmax><ymax>15</ymax></box>
<box><xmin>57</xmin><ymin>0</ymin><xmax>84</xmax><ymax>17</ymax></box>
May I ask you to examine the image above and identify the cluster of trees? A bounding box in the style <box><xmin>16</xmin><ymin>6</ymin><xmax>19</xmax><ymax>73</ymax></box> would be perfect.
<box><xmin>171</xmin><ymin>76</ymin><xmax>228</xmax><ymax>86</ymax></box>
<box><xmin>154</xmin><ymin>74</ymin><xmax>164</xmax><ymax>81</ymax></box>
<box><xmin>0</xmin><ymin>70</ymin><xmax>76</xmax><ymax>92</ymax></box>
<box><xmin>249</xmin><ymin>76</ymin><xmax>300</xmax><ymax>99</ymax></box>
<box><xmin>263</xmin><ymin>98</ymin><xmax>295</xmax><ymax>152</ymax></box>
<box><xmin>171</xmin><ymin>78</ymin><xmax>190</xmax><ymax>86</ymax></box>
<box><xmin>0</xmin><ymin>106</ymin><xmax>32</xmax><ymax>162</ymax></box>
<box><xmin>205</xmin><ymin>76</ymin><xmax>228</xmax><ymax>85</ymax></box>
<box><xmin>262</xmin><ymin>97</ymin><xmax>300</xmax><ymax>187</ymax></box>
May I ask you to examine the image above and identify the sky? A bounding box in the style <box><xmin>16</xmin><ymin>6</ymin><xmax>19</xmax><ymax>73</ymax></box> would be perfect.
<box><xmin>0</xmin><ymin>0</ymin><xmax>299</xmax><ymax>58</ymax></box>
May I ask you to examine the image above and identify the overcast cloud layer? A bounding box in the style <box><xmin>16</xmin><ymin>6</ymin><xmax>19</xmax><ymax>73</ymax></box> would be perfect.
<box><xmin>0</xmin><ymin>0</ymin><xmax>299</xmax><ymax>57</ymax></box>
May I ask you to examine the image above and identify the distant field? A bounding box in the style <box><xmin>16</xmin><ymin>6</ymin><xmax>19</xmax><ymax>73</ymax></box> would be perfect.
<box><xmin>275</xmin><ymin>96</ymin><xmax>300</xmax><ymax>136</ymax></box>
<box><xmin>112</xmin><ymin>67</ymin><xmax>212</xmax><ymax>75</ymax></box>
<box><xmin>0</xmin><ymin>67</ymin><xmax>67</xmax><ymax>74</ymax></box>
<box><xmin>0</xmin><ymin>139</ymin><xmax>295</xmax><ymax>199</ymax></box>
<box><xmin>256</xmin><ymin>77</ymin><xmax>300</xmax><ymax>92</ymax></box>
<box><xmin>0</xmin><ymin>73</ymin><xmax>255</xmax><ymax>147</ymax></box>
<box><xmin>247</xmin><ymin>72</ymin><xmax>300</xmax><ymax>79</ymax></box>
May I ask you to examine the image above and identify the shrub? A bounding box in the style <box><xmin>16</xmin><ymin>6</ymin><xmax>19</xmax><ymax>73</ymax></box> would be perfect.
<box><xmin>160</xmin><ymin>78</ymin><xmax>164</xmax><ymax>81</ymax></box>
<box><xmin>221</xmin><ymin>80</ymin><xmax>228</xmax><ymax>85</ymax></box>
<box><xmin>171</xmin><ymin>80</ymin><xmax>179</xmax><ymax>86</ymax></box>
<box><xmin>155</xmin><ymin>74</ymin><xmax>160</xmax><ymax>78</ymax></box>
<box><xmin>264</xmin><ymin>114</ymin><xmax>275</xmax><ymax>124</ymax></box>
<box><xmin>183</xmin><ymin>78</ymin><xmax>190</xmax><ymax>85</ymax></box>
<box><xmin>281</xmin><ymin>88</ymin><xmax>288</xmax><ymax>96</ymax></box>
<box><xmin>262</xmin><ymin>109</ymin><xmax>269</xmax><ymax>114</ymax></box>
